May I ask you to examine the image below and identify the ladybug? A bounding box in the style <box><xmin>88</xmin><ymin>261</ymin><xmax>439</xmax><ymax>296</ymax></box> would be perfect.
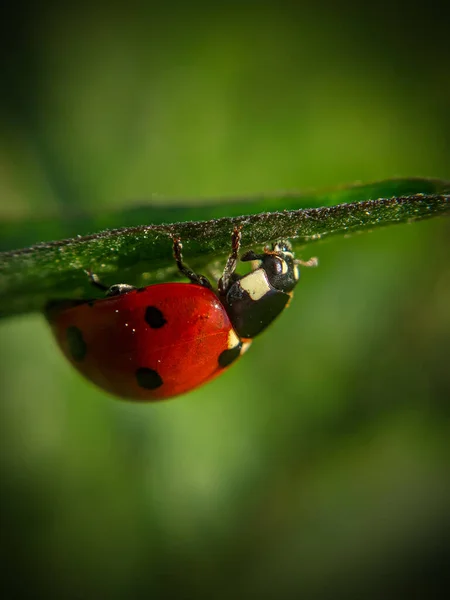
<box><xmin>46</xmin><ymin>229</ymin><xmax>317</xmax><ymax>401</ymax></box>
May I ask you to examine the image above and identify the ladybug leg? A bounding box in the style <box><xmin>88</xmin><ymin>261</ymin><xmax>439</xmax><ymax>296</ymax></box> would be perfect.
<box><xmin>172</xmin><ymin>238</ymin><xmax>212</xmax><ymax>288</ymax></box>
<box><xmin>218</xmin><ymin>226</ymin><xmax>242</xmax><ymax>294</ymax></box>
<box><xmin>85</xmin><ymin>270</ymin><xmax>109</xmax><ymax>292</ymax></box>
<box><xmin>240</xmin><ymin>249</ymin><xmax>264</xmax><ymax>262</ymax></box>
<box><xmin>84</xmin><ymin>270</ymin><xmax>136</xmax><ymax>297</ymax></box>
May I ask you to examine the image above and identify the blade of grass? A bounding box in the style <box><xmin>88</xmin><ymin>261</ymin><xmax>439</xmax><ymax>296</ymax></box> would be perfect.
<box><xmin>0</xmin><ymin>181</ymin><xmax>449</xmax><ymax>318</ymax></box>
<box><xmin>1</xmin><ymin>177</ymin><xmax>449</xmax><ymax>251</ymax></box>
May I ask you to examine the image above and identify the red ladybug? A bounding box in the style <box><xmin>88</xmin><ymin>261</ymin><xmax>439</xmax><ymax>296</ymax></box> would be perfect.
<box><xmin>46</xmin><ymin>229</ymin><xmax>317</xmax><ymax>401</ymax></box>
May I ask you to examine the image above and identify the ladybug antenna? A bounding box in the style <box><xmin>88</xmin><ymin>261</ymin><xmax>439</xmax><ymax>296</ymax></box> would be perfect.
<box><xmin>294</xmin><ymin>257</ymin><xmax>319</xmax><ymax>268</ymax></box>
<box><xmin>172</xmin><ymin>237</ymin><xmax>212</xmax><ymax>289</ymax></box>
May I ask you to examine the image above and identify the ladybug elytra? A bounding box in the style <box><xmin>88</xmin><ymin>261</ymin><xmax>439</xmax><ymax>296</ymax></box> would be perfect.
<box><xmin>46</xmin><ymin>229</ymin><xmax>317</xmax><ymax>401</ymax></box>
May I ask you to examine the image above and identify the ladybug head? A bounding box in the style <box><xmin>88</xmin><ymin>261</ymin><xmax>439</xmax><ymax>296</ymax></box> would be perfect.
<box><xmin>241</xmin><ymin>239</ymin><xmax>299</xmax><ymax>294</ymax></box>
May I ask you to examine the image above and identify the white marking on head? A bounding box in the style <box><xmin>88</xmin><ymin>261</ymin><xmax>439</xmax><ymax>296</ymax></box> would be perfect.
<box><xmin>240</xmin><ymin>269</ymin><xmax>271</xmax><ymax>301</ymax></box>
<box><xmin>277</xmin><ymin>257</ymin><xmax>288</xmax><ymax>275</ymax></box>
<box><xmin>293</xmin><ymin>264</ymin><xmax>300</xmax><ymax>280</ymax></box>
<box><xmin>227</xmin><ymin>329</ymin><xmax>241</xmax><ymax>350</ymax></box>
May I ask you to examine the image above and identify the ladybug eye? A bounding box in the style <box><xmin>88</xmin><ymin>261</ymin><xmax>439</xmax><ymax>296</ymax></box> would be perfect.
<box><xmin>272</xmin><ymin>240</ymin><xmax>292</xmax><ymax>254</ymax></box>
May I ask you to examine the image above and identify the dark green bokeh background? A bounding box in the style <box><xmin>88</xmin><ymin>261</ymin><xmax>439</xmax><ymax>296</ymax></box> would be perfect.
<box><xmin>1</xmin><ymin>2</ymin><xmax>449</xmax><ymax>599</ymax></box>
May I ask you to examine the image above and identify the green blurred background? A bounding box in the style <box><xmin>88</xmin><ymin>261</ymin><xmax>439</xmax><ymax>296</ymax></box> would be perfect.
<box><xmin>1</xmin><ymin>2</ymin><xmax>449</xmax><ymax>598</ymax></box>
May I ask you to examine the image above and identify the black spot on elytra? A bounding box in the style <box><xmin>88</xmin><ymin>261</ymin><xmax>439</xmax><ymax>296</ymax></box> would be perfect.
<box><xmin>145</xmin><ymin>306</ymin><xmax>167</xmax><ymax>329</ymax></box>
<box><xmin>136</xmin><ymin>367</ymin><xmax>163</xmax><ymax>390</ymax></box>
<box><xmin>66</xmin><ymin>326</ymin><xmax>87</xmax><ymax>361</ymax></box>
<box><xmin>218</xmin><ymin>342</ymin><xmax>242</xmax><ymax>368</ymax></box>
